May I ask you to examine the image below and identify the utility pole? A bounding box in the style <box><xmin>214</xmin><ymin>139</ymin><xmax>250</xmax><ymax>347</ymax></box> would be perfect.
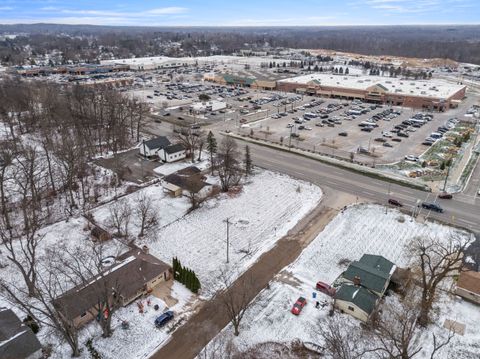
<box><xmin>226</xmin><ymin>217</ymin><xmax>230</xmax><ymax>264</ymax></box>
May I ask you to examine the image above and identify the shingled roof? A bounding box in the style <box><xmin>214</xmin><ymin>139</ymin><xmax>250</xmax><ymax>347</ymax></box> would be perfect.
<box><xmin>335</xmin><ymin>285</ymin><xmax>378</xmax><ymax>315</ymax></box>
<box><xmin>343</xmin><ymin>255</ymin><xmax>395</xmax><ymax>295</ymax></box>
<box><xmin>457</xmin><ymin>271</ymin><xmax>480</xmax><ymax>295</ymax></box>
<box><xmin>0</xmin><ymin>308</ymin><xmax>41</xmax><ymax>359</ymax></box>
<box><xmin>164</xmin><ymin>143</ymin><xmax>185</xmax><ymax>154</ymax></box>
<box><xmin>53</xmin><ymin>249</ymin><xmax>170</xmax><ymax>321</ymax></box>
<box><xmin>144</xmin><ymin>136</ymin><xmax>171</xmax><ymax>150</ymax></box>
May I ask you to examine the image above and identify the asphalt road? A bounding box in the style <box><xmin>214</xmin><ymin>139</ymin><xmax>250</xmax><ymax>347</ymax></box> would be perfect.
<box><xmin>244</xmin><ymin>141</ymin><xmax>480</xmax><ymax>232</ymax></box>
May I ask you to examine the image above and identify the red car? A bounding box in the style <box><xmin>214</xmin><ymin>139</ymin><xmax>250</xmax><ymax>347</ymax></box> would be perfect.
<box><xmin>438</xmin><ymin>192</ymin><xmax>453</xmax><ymax>199</ymax></box>
<box><xmin>316</xmin><ymin>281</ymin><xmax>336</xmax><ymax>297</ymax></box>
<box><xmin>388</xmin><ymin>198</ymin><xmax>403</xmax><ymax>207</ymax></box>
<box><xmin>291</xmin><ymin>297</ymin><xmax>307</xmax><ymax>315</ymax></box>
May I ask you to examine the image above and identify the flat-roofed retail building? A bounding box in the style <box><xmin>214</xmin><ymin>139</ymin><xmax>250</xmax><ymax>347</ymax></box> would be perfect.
<box><xmin>277</xmin><ymin>73</ymin><xmax>466</xmax><ymax>111</ymax></box>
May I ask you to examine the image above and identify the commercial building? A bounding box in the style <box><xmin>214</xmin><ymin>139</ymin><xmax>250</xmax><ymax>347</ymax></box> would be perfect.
<box><xmin>204</xmin><ymin>73</ymin><xmax>276</xmax><ymax>90</ymax></box>
<box><xmin>277</xmin><ymin>73</ymin><xmax>466</xmax><ymax>111</ymax></box>
<box><xmin>191</xmin><ymin>100</ymin><xmax>227</xmax><ymax>113</ymax></box>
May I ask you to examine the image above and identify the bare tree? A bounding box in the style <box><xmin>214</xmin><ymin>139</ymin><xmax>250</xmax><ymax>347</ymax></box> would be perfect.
<box><xmin>134</xmin><ymin>192</ymin><xmax>158</xmax><ymax>237</ymax></box>
<box><xmin>220</xmin><ymin>272</ymin><xmax>255</xmax><ymax>336</ymax></box>
<box><xmin>175</xmin><ymin>129</ymin><xmax>205</xmax><ymax>163</ymax></box>
<box><xmin>50</xmin><ymin>243</ymin><xmax>123</xmax><ymax>338</ymax></box>
<box><xmin>316</xmin><ymin>316</ymin><xmax>374</xmax><ymax>359</ymax></box>
<box><xmin>216</xmin><ymin>137</ymin><xmax>242</xmax><ymax>192</ymax></box>
<box><xmin>108</xmin><ymin>201</ymin><xmax>132</xmax><ymax>239</ymax></box>
<box><xmin>408</xmin><ymin>233</ymin><xmax>473</xmax><ymax>326</ymax></box>
<box><xmin>370</xmin><ymin>294</ymin><xmax>455</xmax><ymax>359</ymax></box>
<box><xmin>0</xmin><ymin>265</ymin><xmax>81</xmax><ymax>357</ymax></box>
<box><xmin>0</xmin><ymin>202</ymin><xmax>44</xmax><ymax>297</ymax></box>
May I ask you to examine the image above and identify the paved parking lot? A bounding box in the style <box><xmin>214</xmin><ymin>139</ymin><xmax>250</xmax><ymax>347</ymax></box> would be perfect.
<box><xmin>239</xmin><ymin>95</ymin><xmax>477</xmax><ymax>164</ymax></box>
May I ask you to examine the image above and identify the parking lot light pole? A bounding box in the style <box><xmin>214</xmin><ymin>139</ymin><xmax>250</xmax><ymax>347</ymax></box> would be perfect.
<box><xmin>289</xmin><ymin>126</ymin><xmax>293</xmax><ymax>149</ymax></box>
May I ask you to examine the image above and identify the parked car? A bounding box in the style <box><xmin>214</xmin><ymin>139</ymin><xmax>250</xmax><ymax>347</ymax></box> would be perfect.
<box><xmin>315</xmin><ymin>122</ymin><xmax>324</xmax><ymax>127</ymax></box>
<box><xmin>291</xmin><ymin>297</ymin><xmax>307</xmax><ymax>315</ymax></box>
<box><xmin>338</xmin><ymin>132</ymin><xmax>348</xmax><ymax>137</ymax></box>
<box><xmin>286</xmin><ymin>123</ymin><xmax>294</xmax><ymax>128</ymax></box>
<box><xmin>421</xmin><ymin>202</ymin><xmax>444</xmax><ymax>213</ymax></box>
<box><xmin>155</xmin><ymin>311</ymin><xmax>174</xmax><ymax>328</ymax></box>
<box><xmin>405</xmin><ymin>155</ymin><xmax>420</xmax><ymax>162</ymax></box>
<box><xmin>388</xmin><ymin>198</ymin><xmax>403</xmax><ymax>207</ymax></box>
<box><xmin>392</xmin><ymin>138</ymin><xmax>402</xmax><ymax>142</ymax></box>
<box><xmin>383</xmin><ymin>142</ymin><xmax>393</xmax><ymax>148</ymax></box>
<box><xmin>316</xmin><ymin>281</ymin><xmax>336</xmax><ymax>296</ymax></box>
<box><xmin>374</xmin><ymin>138</ymin><xmax>386</xmax><ymax>143</ymax></box>
<box><xmin>438</xmin><ymin>192</ymin><xmax>453</xmax><ymax>199</ymax></box>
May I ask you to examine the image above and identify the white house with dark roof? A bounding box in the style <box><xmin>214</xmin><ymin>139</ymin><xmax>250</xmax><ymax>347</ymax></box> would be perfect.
<box><xmin>158</xmin><ymin>143</ymin><xmax>186</xmax><ymax>163</ymax></box>
<box><xmin>139</xmin><ymin>136</ymin><xmax>171</xmax><ymax>157</ymax></box>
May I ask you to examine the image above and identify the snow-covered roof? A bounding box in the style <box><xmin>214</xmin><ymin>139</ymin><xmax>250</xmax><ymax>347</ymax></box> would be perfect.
<box><xmin>278</xmin><ymin>73</ymin><xmax>465</xmax><ymax>99</ymax></box>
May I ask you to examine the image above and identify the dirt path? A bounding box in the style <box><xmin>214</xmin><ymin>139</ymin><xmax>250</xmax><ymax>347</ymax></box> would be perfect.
<box><xmin>150</xmin><ymin>189</ymin><xmax>354</xmax><ymax>359</ymax></box>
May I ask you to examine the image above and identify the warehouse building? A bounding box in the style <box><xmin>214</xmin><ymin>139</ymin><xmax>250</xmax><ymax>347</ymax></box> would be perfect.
<box><xmin>277</xmin><ymin>73</ymin><xmax>466</xmax><ymax>111</ymax></box>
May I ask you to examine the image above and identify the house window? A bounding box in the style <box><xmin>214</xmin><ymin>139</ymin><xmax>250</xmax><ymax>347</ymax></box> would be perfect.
<box><xmin>348</xmin><ymin>306</ymin><xmax>355</xmax><ymax>312</ymax></box>
<box><xmin>80</xmin><ymin>312</ymin><xmax>88</xmax><ymax>318</ymax></box>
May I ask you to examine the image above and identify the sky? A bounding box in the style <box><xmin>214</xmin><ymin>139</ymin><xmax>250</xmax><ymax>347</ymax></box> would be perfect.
<box><xmin>0</xmin><ymin>0</ymin><xmax>478</xmax><ymax>26</ymax></box>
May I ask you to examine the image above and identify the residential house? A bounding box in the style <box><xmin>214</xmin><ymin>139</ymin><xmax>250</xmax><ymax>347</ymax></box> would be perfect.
<box><xmin>158</xmin><ymin>144</ymin><xmax>187</xmax><ymax>163</ymax></box>
<box><xmin>0</xmin><ymin>308</ymin><xmax>42</xmax><ymax>359</ymax></box>
<box><xmin>334</xmin><ymin>285</ymin><xmax>378</xmax><ymax>322</ymax></box>
<box><xmin>340</xmin><ymin>254</ymin><xmax>396</xmax><ymax>297</ymax></box>
<box><xmin>139</xmin><ymin>137</ymin><xmax>171</xmax><ymax>157</ymax></box>
<box><xmin>456</xmin><ymin>271</ymin><xmax>480</xmax><ymax>305</ymax></box>
<box><xmin>334</xmin><ymin>254</ymin><xmax>396</xmax><ymax>322</ymax></box>
<box><xmin>53</xmin><ymin>247</ymin><xmax>171</xmax><ymax>328</ymax></box>
<box><xmin>162</xmin><ymin>166</ymin><xmax>208</xmax><ymax>196</ymax></box>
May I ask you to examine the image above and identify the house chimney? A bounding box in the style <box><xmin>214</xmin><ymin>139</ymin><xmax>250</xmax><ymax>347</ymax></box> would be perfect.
<box><xmin>353</xmin><ymin>275</ymin><xmax>361</xmax><ymax>286</ymax></box>
<box><xmin>142</xmin><ymin>245</ymin><xmax>149</xmax><ymax>254</ymax></box>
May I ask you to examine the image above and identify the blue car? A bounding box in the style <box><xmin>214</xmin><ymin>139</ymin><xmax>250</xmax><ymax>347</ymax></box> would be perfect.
<box><xmin>155</xmin><ymin>311</ymin><xmax>174</xmax><ymax>328</ymax></box>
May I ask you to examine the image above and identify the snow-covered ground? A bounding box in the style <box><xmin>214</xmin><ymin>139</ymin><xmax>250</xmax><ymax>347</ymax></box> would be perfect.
<box><xmin>0</xmin><ymin>169</ymin><xmax>322</xmax><ymax>359</ymax></box>
<box><xmin>201</xmin><ymin>204</ymin><xmax>478</xmax><ymax>358</ymax></box>
<box><xmin>93</xmin><ymin>169</ymin><xmax>322</xmax><ymax>299</ymax></box>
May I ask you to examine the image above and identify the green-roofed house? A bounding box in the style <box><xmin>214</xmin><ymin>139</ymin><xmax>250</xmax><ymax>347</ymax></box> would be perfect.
<box><xmin>334</xmin><ymin>284</ymin><xmax>379</xmax><ymax>322</ymax></box>
<box><xmin>340</xmin><ymin>254</ymin><xmax>396</xmax><ymax>297</ymax></box>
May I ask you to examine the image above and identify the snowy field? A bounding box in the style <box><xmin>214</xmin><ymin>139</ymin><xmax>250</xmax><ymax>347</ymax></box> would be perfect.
<box><xmin>93</xmin><ymin>169</ymin><xmax>323</xmax><ymax>299</ymax></box>
<box><xmin>201</xmin><ymin>204</ymin><xmax>479</xmax><ymax>359</ymax></box>
<box><xmin>0</xmin><ymin>169</ymin><xmax>322</xmax><ymax>359</ymax></box>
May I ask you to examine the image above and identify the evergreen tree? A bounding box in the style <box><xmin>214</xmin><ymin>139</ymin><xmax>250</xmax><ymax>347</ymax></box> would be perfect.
<box><xmin>244</xmin><ymin>145</ymin><xmax>253</xmax><ymax>177</ymax></box>
<box><xmin>206</xmin><ymin>131</ymin><xmax>217</xmax><ymax>175</ymax></box>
